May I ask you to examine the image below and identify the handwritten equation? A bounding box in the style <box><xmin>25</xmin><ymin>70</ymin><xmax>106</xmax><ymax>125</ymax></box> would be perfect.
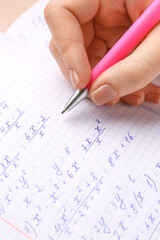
<box><xmin>0</xmin><ymin>103</ymin><xmax>160</xmax><ymax>240</ymax></box>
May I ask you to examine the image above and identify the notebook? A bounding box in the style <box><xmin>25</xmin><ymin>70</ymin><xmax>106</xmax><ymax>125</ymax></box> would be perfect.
<box><xmin>0</xmin><ymin>1</ymin><xmax>160</xmax><ymax>240</ymax></box>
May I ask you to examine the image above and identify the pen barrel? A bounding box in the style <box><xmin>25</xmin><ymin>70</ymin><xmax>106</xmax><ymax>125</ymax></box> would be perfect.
<box><xmin>86</xmin><ymin>0</ymin><xmax>160</xmax><ymax>90</ymax></box>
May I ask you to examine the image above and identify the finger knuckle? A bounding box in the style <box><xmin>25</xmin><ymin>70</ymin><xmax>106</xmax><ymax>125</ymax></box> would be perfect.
<box><xmin>58</xmin><ymin>41</ymin><xmax>75</xmax><ymax>52</ymax></box>
<box><xmin>44</xmin><ymin>0</ymin><xmax>59</xmax><ymax>22</ymax></box>
<box><xmin>59</xmin><ymin>41</ymin><xmax>83</xmax><ymax>57</ymax></box>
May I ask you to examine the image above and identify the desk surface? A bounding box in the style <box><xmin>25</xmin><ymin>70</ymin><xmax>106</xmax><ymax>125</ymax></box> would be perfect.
<box><xmin>0</xmin><ymin>0</ymin><xmax>38</xmax><ymax>32</ymax></box>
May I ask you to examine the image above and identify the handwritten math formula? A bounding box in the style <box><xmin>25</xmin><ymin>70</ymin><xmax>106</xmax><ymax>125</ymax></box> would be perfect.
<box><xmin>0</xmin><ymin>100</ymin><xmax>160</xmax><ymax>240</ymax></box>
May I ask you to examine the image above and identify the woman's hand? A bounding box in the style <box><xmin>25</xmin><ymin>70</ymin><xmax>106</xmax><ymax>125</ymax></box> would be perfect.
<box><xmin>44</xmin><ymin>0</ymin><xmax>160</xmax><ymax>106</ymax></box>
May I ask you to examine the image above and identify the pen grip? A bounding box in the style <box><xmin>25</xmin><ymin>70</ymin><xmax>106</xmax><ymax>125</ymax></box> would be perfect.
<box><xmin>86</xmin><ymin>0</ymin><xmax>160</xmax><ymax>90</ymax></box>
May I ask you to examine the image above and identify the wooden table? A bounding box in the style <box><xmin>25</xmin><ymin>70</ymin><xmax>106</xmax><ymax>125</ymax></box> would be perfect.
<box><xmin>0</xmin><ymin>0</ymin><xmax>38</xmax><ymax>32</ymax></box>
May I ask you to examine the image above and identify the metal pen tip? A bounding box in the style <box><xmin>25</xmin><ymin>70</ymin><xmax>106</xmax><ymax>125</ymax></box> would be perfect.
<box><xmin>61</xmin><ymin>88</ymin><xmax>89</xmax><ymax>114</ymax></box>
<box><xmin>61</xmin><ymin>109</ymin><xmax>67</xmax><ymax>114</ymax></box>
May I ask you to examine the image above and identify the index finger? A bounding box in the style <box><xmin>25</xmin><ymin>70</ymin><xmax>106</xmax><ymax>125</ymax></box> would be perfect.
<box><xmin>44</xmin><ymin>0</ymin><xmax>99</xmax><ymax>88</ymax></box>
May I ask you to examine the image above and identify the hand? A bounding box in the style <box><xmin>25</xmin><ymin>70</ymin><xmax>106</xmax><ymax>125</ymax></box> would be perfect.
<box><xmin>44</xmin><ymin>0</ymin><xmax>160</xmax><ymax>106</ymax></box>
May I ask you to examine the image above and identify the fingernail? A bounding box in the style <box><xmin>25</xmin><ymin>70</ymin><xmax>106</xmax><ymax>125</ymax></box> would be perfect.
<box><xmin>123</xmin><ymin>95</ymin><xmax>141</xmax><ymax>105</ymax></box>
<box><xmin>70</xmin><ymin>69</ymin><xmax>79</xmax><ymax>89</ymax></box>
<box><xmin>91</xmin><ymin>85</ymin><xmax>117</xmax><ymax>105</ymax></box>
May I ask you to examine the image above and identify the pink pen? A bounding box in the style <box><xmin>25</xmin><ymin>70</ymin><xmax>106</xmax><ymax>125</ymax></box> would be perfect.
<box><xmin>62</xmin><ymin>0</ymin><xmax>160</xmax><ymax>114</ymax></box>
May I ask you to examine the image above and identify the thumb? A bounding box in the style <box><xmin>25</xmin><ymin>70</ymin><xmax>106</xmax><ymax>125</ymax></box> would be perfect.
<box><xmin>90</xmin><ymin>23</ymin><xmax>160</xmax><ymax>106</ymax></box>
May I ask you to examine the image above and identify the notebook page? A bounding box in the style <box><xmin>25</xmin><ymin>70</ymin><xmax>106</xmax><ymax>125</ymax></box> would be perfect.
<box><xmin>0</xmin><ymin>33</ymin><xmax>160</xmax><ymax>240</ymax></box>
<box><xmin>6</xmin><ymin>0</ymin><xmax>51</xmax><ymax>57</ymax></box>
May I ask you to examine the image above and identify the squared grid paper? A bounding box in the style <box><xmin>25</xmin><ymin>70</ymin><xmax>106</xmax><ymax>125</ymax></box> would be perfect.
<box><xmin>1</xmin><ymin>24</ymin><xmax>160</xmax><ymax>240</ymax></box>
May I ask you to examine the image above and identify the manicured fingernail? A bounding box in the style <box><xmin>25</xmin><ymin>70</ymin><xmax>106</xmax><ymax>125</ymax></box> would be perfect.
<box><xmin>91</xmin><ymin>85</ymin><xmax>117</xmax><ymax>105</ymax></box>
<box><xmin>70</xmin><ymin>69</ymin><xmax>79</xmax><ymax>89</ymax></box>
<box><xmin>123</xmin><ymin>95</ymin><xmax>141</xmax><ymax>105</ymax></box>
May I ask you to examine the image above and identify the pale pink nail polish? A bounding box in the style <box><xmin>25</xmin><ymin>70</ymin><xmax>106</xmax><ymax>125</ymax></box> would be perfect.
<box><xmin>91</xmin><ymin>85</ymin><xmax>117</xmax><ymax>105</ymax></box>
<box><xmin>70</xmin><ymin>69</ymin><xmax>79</xmax><ymax>89</ymax></box>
